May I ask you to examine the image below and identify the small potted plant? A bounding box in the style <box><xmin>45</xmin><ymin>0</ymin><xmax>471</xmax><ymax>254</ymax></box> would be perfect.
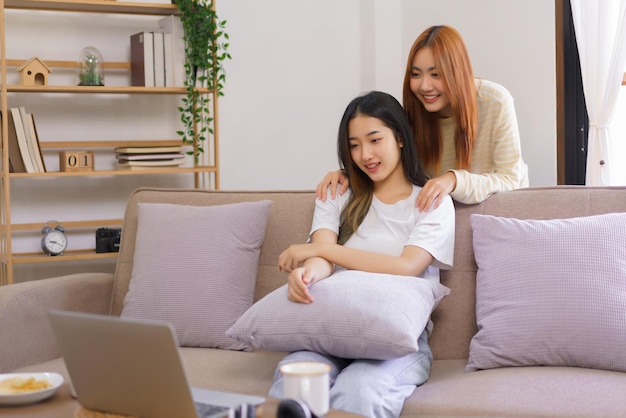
<box><xmin>77</xmin><ymin>46</ymin><xmax>105</xmax><ymax>86</ymax></box>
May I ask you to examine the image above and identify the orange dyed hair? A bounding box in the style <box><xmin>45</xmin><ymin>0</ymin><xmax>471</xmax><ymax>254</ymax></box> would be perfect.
<box><xmin>402</xmin><ymin>25</ymin><xmax>477</xmax><ymax>174</ymax></box>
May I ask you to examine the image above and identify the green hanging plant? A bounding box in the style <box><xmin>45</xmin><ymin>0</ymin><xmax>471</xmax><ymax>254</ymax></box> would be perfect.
<box><xmin>175</xmin><ymin>0</ymin><xmax>230</xmax><ymax>162</ymax></box>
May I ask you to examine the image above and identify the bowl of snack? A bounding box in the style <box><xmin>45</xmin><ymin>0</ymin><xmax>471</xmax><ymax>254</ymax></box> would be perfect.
<box><xmin>0</xmin><ymin>372</ymin><xmax>64</xmax><ymax>405</ymax></box>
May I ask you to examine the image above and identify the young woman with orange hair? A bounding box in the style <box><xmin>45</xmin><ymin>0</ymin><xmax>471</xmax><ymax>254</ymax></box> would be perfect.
<box><xmin>317</xmin><ymin>25</ymin><xmax>528</xmax><ymax>211</ymax></box>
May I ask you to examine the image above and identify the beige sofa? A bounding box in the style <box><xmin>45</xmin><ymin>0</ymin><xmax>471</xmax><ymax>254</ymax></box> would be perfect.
<box><xmin>2</xmin><ymin>186</ymin><xmax>626</xmax><ymax>417</ymax></box>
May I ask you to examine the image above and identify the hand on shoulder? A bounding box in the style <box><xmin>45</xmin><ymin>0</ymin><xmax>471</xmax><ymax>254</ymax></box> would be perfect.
<box><xmin>416</xmin><ymin>172</ymin><xmax>457</xmax><ymax>212</ymax></box>
<box><xmin>316</xmin><ymin>170</ymin><xmax>348</xmax><ymax>201</ymax></box>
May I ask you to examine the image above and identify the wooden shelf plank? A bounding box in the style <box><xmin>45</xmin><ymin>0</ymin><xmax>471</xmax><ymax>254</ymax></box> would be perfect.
<box><xmin>8</xmin><ymin>165</ymin><xmax>217</xmax><ymax>177</ymax></box>
<box><xmin>6</xmin><ymin>85</ymin><xmax>211</xmax><ymax>94</ymax></box>
<box><xmin>4</xmin><ymin>0</ymin><xmax>180</xmax><ymax>15</ymax></box>
<box><xmin>6</xmin><ymin>59</ymin><xmax>129</xmax><ymax>69</ymax></box>
<box><xmin>39</xmin><ymin>140</ymin><xmax>184</xmax><ymax>149</ymax></box>
<box><xmin>12</xmin><ymin>249</ymin><xmax>118</xmax><ymax>264</ymax></box>
<box><xmin>11</xmin><ymin>219</ymin><xmax>122</xmax><ymax>231</ymax></box>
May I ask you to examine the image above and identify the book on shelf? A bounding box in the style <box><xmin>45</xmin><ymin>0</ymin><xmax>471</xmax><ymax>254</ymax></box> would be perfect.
<box><xmin>116</xmin><ymin>152</ymin><xmax>184</xmax><ymax>161</ymax></box>
<box><xmin>18</xmin><ymin>107</ymin><xmax>37</xmax><ymax>172</ymax></box>
<box><xmin>25</xmin><ymin>113</ymin><xmax>46</xmax><ymax>172</ymax></box>
<box><xmin>117</xmin><ymin>159</ymin><xmax>185</xmax><ymax>169</ymax></box>
<box><xmin>3</xmin><ymin>111</ymin><xmax>27</xmax><ymax>173</ymax></box>
<box><xmin>114</xmin><ymin>145</ymin><xmax>182</xmax><ymax>154</ymax></box>
<box><xmin>114</xmin><ymin>145</ymin><xmax>186</xmax><ymax>170</ymax></box>
<box><xmin>152</xmin><ymin>31</ymin><xmax>166</xmax><ymax>88</ymax></box>
<box><xmin>162</xmin><ymin>32</ymin><xmax>174</xmax><ymax>87</ymax></box>
<box><xmin>9</xmin><ymin>107</ymin><xmax>37</xmax><ymax>173</ymax></box>
<box><xmin>130</xmin><ymin>31</ymin><xmax>155</xmax><ymax>87</ymax></box>
<box><xmin>17</xmin><ymin>107</ymin><xmax>46</xmax><ymax>173</ymax></box>
<box><xmin>158</xmin><ymin>15</ymin><xmax>185</xmax><ymax>87</ymax></box>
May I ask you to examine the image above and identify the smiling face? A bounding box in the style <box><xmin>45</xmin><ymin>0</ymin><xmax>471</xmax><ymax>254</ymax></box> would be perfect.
<box><xmin>348</xmin><ymin>114</ymin><xmax>404</xmax><ymax>189</ymax></box>
<box><xmin>409</xmin><ymin>47</ymin><xmax>452</xmax><ymax>118</ymax></box>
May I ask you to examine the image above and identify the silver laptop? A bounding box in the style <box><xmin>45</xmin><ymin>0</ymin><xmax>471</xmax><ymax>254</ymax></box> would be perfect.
<box><xmin>48</xmin><ymin>310</ymin><xmax>264</xmax><ymax>418</ymax></box>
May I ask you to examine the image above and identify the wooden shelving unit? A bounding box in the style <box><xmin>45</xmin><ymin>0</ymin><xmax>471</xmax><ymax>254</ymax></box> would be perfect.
<box><xmin>0</xmin><ymin>0</ymin><xmax>219</xmax><ymax>284</ymax></box>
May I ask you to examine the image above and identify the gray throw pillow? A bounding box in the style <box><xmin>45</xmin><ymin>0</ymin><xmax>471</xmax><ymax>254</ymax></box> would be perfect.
<box><xmin>467</xmin><ymin>212</ymin><xmax>626</xmax><ymax>373</ymax></box>
<box><xmin>226</xmin><ymin>270</ymin><xmax>450</xmax><ymax>359</ymax></box>
<box><xmin>121</xmin><ymin>200</ymin><xmax>272</xmax><ymax>350</ymax></box>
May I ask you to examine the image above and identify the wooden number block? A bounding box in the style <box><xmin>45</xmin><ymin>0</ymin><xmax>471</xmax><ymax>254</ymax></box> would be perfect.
<box><xmin>60</xmin><ymin>151</ymin><xmax>94</xmax><ymax>172</ymax></box>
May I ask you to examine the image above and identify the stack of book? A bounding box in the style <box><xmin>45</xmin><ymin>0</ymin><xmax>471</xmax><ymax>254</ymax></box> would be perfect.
<box><xmin>4</xmin><ymin>106</ymin><xmax>46</xmax><ymax>173</ymax></box>
<box><xmin>130</xmin><ymin>16</ymin><xmax>185</xmax><ymax>88</ymax></box>
<box><xmin>115</xmin><ymin>145</ymin><xmax>186</xmax><ymax>170</ymax></box>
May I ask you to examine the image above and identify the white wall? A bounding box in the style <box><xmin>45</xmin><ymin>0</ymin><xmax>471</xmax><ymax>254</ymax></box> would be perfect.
<box><xmin>217</xmin><ymin>0</ymin><xmax>556</xmax><ymax>190</ymax></box>
<box><xmin>216</xmin><ymin>0</ymin><xmax>362</xmax><ymax>190</ymax></box>
<box><xmin>5</xmin><ymin>1</ymin><xmax>556</xmax><ymax>281</ymax></box>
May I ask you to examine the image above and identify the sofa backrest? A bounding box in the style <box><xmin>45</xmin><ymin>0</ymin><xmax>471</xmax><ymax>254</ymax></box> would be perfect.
<box><xmin>110</xmin><ymin>188</ymin><xmax>316</xmax><ymax>316</ymax></box>
<box><xmin>109</xmin><ymin>186</ymin><xmax>626</xmax><ymax>361</ymax></box>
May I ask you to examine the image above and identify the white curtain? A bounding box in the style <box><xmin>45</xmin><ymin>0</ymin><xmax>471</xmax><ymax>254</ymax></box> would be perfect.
<box><xmin>570</xmin><ymin>0</ymin><xmax>626</xmax><ymax>185</ymax></box>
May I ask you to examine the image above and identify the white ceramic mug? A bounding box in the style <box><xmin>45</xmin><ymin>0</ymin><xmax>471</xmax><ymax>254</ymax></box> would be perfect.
<box><xmin>280</xmin><ymin>361</ymin><xmax>331</xmax><ymax>416</ymax></box>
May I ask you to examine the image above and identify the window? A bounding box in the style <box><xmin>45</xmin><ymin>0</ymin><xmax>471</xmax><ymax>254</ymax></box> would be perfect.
<box><xmin>556</xmin><ymin>0</ymin><xmax>588</xmax><ymax>185</ymax></box>
<box><xmin>610</xmin><ymin>80</ymin><xmax>626</xmax><ymax>184</ymax></box>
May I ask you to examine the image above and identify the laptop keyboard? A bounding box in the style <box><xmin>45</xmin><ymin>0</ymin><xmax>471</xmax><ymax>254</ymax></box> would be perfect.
<box><xmin>195</xmin><ymin>402</ymin><xmax>232</xmax><ymax>418</ymax></box>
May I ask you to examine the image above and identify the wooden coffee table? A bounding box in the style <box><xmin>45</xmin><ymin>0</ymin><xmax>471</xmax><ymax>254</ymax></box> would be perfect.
<box><xmin>1</xmin><ymin>383</ymin><xmax>363</xmax><ymax>417</ymax></box>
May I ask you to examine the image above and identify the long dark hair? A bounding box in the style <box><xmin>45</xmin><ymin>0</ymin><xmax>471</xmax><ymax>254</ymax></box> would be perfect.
<box><xmin>337</xmin><ymin>91</ymin><xmax>429</xmax><ymax>244</ymax></box>
<box><xmin>402</xmin><ymin>25</ymin><xmax>477</xmax><ymax>175</ymax></box>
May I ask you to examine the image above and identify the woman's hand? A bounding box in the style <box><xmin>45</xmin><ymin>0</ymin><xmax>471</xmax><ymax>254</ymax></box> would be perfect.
<box><xmin>278</xmin><ymin>230</ymin><xmax>336</xmax><ymax>303</ymax></box>
<box><xmin>287</xmin><ymin>267</ymin><xmax>316</xmax><ymax>304</ymax></box>
<box><xmin>278</xmin><ymin>244</ymin><xmax>319</xmax><ymax>273</ymax></box>
<box><xmin>316</xmin><ymin>170</ymin><xmax>349</xmax><ymax>201</ymax></box>
<box><xmin>416</xmin><ymin>171</ymin><xmax>457</xmax><ymax>212</ymax></box>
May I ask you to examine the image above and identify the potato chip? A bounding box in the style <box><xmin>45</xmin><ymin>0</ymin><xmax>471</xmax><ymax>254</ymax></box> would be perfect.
<box><xmin>0</xmin><ymin>376</ymin><xmax>50</xmax><ymax>394</ymax></box>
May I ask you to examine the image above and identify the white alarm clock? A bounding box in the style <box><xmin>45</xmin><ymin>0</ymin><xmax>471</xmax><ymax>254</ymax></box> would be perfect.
<box><xmin>41</xmin><ymin>221</ymin><xmax>68</xmax><ymax>256</ymax></box>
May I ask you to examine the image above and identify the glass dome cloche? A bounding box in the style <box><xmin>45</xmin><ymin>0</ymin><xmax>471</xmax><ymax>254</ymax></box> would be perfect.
<box><xmin>77</xmin><ymin>46</ymin><xmax>104</xmax><ymax>86</ymax></box>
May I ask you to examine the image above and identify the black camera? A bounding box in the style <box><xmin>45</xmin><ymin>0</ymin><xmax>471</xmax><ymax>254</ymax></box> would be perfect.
<box><xmin>96</xmin><ymin>227</ymin><xmax>121</xmax><ymax>253</ymax></box>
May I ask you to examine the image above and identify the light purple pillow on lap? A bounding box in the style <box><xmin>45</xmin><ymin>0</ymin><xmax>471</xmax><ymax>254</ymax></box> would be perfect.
<box><xmin>121</xmin><ymin>200</ymin><xmax>272</xmax><ymax>350</ymax></box>
<box><xmin>227</xmin><ymin>270</ymin><xmax>450</xmax><ymax>360</ymax></box>
<box><xmin>467</xmin><ymin>212</ymin><xmax>626</xmax><ymax>373</ymax></box>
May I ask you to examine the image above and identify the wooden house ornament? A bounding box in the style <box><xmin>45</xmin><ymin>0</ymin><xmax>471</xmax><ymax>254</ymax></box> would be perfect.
<box><xmin>18</xmin><ymin>57</ymin><xmax>52</xmax><ymax>86</ymax></box>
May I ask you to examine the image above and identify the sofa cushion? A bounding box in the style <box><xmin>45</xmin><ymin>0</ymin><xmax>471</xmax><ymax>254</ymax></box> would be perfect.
<box><xmin>408</xmin><ymin>359</ymin><xmax>626</xmax><ymax>417</ymax></box>
<box><xmin>227</xmin><ymin>270</ymin><xmax>450</xmax><ymax>360</ymax></box>
<box><xmin>466</xmin><ymin>212</ymin><xmax>626</xmax><ymax>372</ymax></box>
<box><xmin>121</xmin><ymin>200</ymin><xmax>272</xmax><ymax>350</ymax></box>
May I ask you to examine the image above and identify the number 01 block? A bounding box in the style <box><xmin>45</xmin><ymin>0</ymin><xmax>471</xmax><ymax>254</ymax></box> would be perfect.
<box><xmin>59</xmin><ymin>151</ymin><xmax>94</xmax><ymax>172</ymax></box>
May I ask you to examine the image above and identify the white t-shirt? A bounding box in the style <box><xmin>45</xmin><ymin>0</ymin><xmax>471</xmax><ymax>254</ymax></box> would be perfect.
<box><xmin>310</xmin><ymin>185</ymin><xmax>455</xmax><ymax>283</ymax></box>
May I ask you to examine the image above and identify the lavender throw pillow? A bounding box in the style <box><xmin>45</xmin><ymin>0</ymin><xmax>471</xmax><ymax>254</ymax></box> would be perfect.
<box><xmin>121</xmin><ymin>200</ymin><xmax>271</xmax><ymax>350</ymax></box>
<box><xmin>226</xmin><ymin>270</ymin><xmax>450</xmax><ymax>360</ymax></box>
<box><xmin>467</xmin><ymin>212</ymin><xmax>626</xmax><ymax>373</ymax></box>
